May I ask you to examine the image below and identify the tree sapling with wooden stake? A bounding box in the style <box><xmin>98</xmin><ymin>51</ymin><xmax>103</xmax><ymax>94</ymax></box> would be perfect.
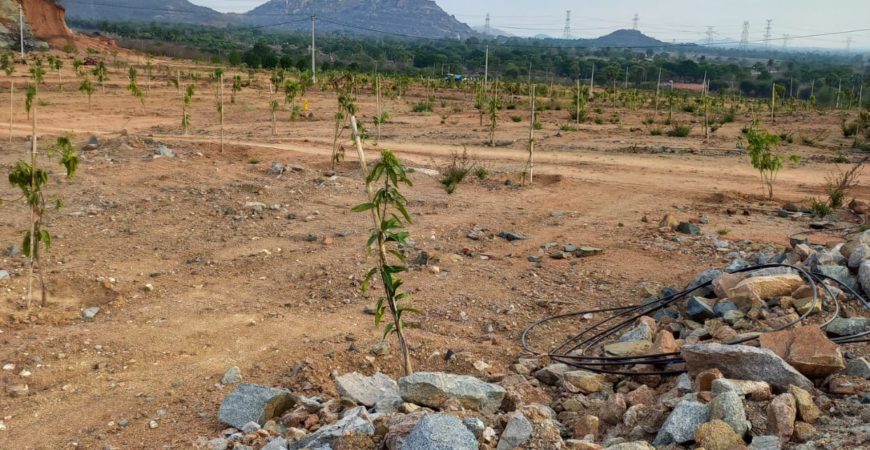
<box><xmin>350</xmin><ymin>115</ymin><xmax>416</xmax><ymax>376</ymax></box>
<box><xmin>525</xmin><ymin>84</ymin><xmax>536</xmax><ymax>185</ymax></box>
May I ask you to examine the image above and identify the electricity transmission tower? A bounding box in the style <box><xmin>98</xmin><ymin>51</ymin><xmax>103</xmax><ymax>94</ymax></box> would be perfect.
<box><xmin>484</xmin><ymin>13</ymin><xmax>491</xmax><ymax>36</ymax></box>
<box><xmin>764</xmin><ymin>19</ymin><xmax>772</xmax><ymax>48</ymax></box>
<box><xmin>782</xmin><ymin>34</ymin><xmax>790</xmax><ymax>50</ymax></box>
<box><xmin>846</xmin><ymin>36</ymin><xmax>853</xmax><ymax>53</ymax></box>
<box><xmin>563</xmin><ymin>10</ymin><xmax>572</xmax><ymax>39</ymax></box>
<box><xmin>632</xmin><ymin>14</ymin><xmax>639</xmax><ymax>31</ymax></box>
<box><xmin>740</xmin><ymin>21</ymin><xmax>750</xmax><ymax>50</ymax></box>
<box><xmin>706</xmin><ymin>26</ymin><xmax>715</xmax><ymax>45</ymax></box>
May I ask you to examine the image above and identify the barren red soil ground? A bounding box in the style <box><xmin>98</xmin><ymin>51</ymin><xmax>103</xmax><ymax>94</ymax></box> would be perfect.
<box><xmin>0</xmin><ymin>52</ymin><xmax>868</xmax><ymax>449</ymax></box>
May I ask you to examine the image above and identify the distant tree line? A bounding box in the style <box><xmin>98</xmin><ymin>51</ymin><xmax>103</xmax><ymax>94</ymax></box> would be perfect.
<box><xmin>69</xmin><ymin>19</ymin><xmax>868</xmax><ymax>105</ymax></box>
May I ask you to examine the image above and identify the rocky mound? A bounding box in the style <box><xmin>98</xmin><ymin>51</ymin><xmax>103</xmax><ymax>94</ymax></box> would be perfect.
<box><xmin>0</xmin><ymin>0</ymin><xmax>112</xmax><ymax>51</ymax></box>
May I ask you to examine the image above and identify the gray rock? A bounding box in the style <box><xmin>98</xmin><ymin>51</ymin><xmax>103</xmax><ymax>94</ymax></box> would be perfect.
<box><xmin>534</xmin><ymin>363</ymin><xmax>569</xmax><ymax>386</ymax></box>
<box><xmin>3</xmin><ymin>245</ymin><xmax>20</xmax><ymax>257</ymax></box>
<box><xmin>714</xmin><ymin>301</ymin><xmax>739</xmax><ymax>317</ymax></box>
<box><xmin>496</xmin><ymin>412</ymin><xmax>532</xmax><ymax>450</ymax></box>
<box><xmin>860</xmin><ymin>261</ymin><xmax>870</xmax><ymax>297</ymax></box>
<box><xmin>682</xmin><ymin>343</ymin><xmax>814</xmax><ymax>392</ymax></box>
<box><xmin>677</xmin><ymin>222</ymin><xmax>700</xmax><ymax>235</ymax></box>
<box><xmin>221</xmin><ymin>367</ymin><xmax>242</xmax><ymax>385</ymax></box>
<box><xmin>825</xmin><ymin>317</ymin><xmax>870</xmax><ymax>337</ymax></box>
<box><xmin>498</xmin><ymin>231</ymin><xmax>526</xmax><ymax>242</ymax></box>
<box><xmin>0</xmin><ymin>270</ymin><xmax>9</xmax><ymax>280</ymax></box>
<box><xmin>399</xmin><ymin>372</ymin><xmax>506</xmax><ymax>414</ymax></box>
<box><xmin>846</xmin><ymin>357</ymin><xmax>870</xmax><ymax>379</ymax></box>
<box><xmin>462</xmin><ymin>417</ymin><xmax>486</xmax><ymax>439</ymax></box>
<box><xmin>81</xmin><ymin>307</ymin><xmax>100</xmax><ymax>321</ymax></box>
<box><xmin>605</xmin><ymin>442</ymin><xmax>655</xmax><ymax>450</ymax></box>
<box><xmin>676</xmin><ymin>373</ymin><xmax>693</xmax><ymax>393</ymax></box>
<box><xmin>400</xmin><ymin>413</ymin><xmax>478</xmax><ymax>450</ymax></box>
<box><xmin>819</xmin><ymin>264</ymin><xmax>859</xmax><ymax>294</ymax></box>
<box><xmin>652</xmin><ymin>400</ymin><xmax>710</xmax><ymax>445</ymax></box>
<box><xmin>261</xmin><ymin>438</ymin><xmax>288</xmax><ymax>450</ymax></box>
<box><xmin>749</xmin><ymin>435</ymin><xmax>782</xmax><ymax>450</ymax></box>
<box><xmin>218</xmin><ymin>384</ymin><xmax>296</xmax><ymax>429</ymax></box>
<box><xmin>849</xmin><ymin>245</ymin><xmax>870</xmax><ymax>270</ymax></box>
<box><xmin>687</xmin><ymin>297</ymin><xmax>716</xmax><ymax>321</ymax></box>
<box><xmin>726</xmin><ymin>258</ymin><xmax>750</xmax><ymax>272</ymax></box>
<box><xmin>710</xmin><ymin>390</ymin><xmax>751</xmax><ymax>436</ymax></box>
<box><xmin>155</xmin><ymin>144</ymin><xmax>174</xmax><ymax>158</ymax></box>
<box><xmin>690</xmin><ymin>269</ymin><xmax>723</xmax><ymax>296</ymax></box>
<box><xmin>619</xmin><ymin>322</ymin><xmax>654</xmax><ymax>342</ymax></box>
<box><xmin>290</xmin><ymin>406</ymin><xmax>374</xmax><ymax>450</ymax></box>
<box><xmin>336</xmin><ymin>372</ymin><xmax>400</xmax><ymax>407</ymax></box>
<box><xmin>207</xmin><ymin>438</ymin><xmax>229</xmax><ymax>450</ymax></box>
<box><xmin>241</xmin><ymin>421</ymin><xmax>260</xmax><ymax>433</ymax></box>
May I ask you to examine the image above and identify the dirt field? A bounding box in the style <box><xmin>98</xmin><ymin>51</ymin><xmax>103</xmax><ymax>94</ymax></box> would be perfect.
<box><xmin>0</xmin><ymin>53</ymin><xmax>868</xmax><ymax>449</ymax></box>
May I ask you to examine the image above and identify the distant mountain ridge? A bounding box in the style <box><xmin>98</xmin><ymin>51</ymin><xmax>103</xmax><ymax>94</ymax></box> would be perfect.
<box><xmin>237</xmin><ymin>0</ymin><xmax>475</xmax><ymax>39</ymax></box>
<box><xmin>58</xmin><ymin>0</ymin><xmax>229</xmax><ymax>25</ymax></box>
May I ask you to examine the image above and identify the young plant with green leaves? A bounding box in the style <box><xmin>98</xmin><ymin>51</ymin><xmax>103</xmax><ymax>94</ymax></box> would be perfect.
<box><xmin>47</xmin><ymin>55</ymin><xmax>63</xmax><ymax>90</ymax></box>
<box><xmin>213</xmin><ymin>69</ymin><xmax>225</xmax><ymax>152</ymax></box>
<box><xmin>330</xmin><ymin>74</ymin><xmax>359</xmax><ymax>171</ymax></box>
<box><xmin>1</xmin><ymin>52</ymin><xmax>15</xmax><ymax>76</ymax></box>
<box><xmin>487</xmin><ymin>81</ymin><xmax>501</xmax><ymax>147</ymax></box>
<box><xmin>127</xmin><ymin>67</ymin><xmax>145</xmax><ymax>107</ymax></box>
<box><xmin>29</xmin><ymin>58</ymin><xmax>45</xmax><ymax>85</ymax></box>
<box><xmin>351</xmin><ymin>121</ymin><xmax>416</xmax><ymax>375</ymax></box>
<box><xmin>746</xmin><ymin>122</ymin><xmax>783</xmax><ymax>199</ymax></box>
<box><xmin>92</xmin><ymin>61</ymin><xmax>108</xmax><ymax>92</ymax></box>
<box><xmin>182</xmin><ymin>84</ymin><xmax>195</xmax><ymax>134</ymax></box>
<box><xmin>7</xmin><ymin>123</ymin><xmax>79</xmax><ymax>308</ymax></box>
<box><xmin>284</xmin><ymin>80</ymin><xmax>301</xmax><ymax>120</ymax></box>
<box><xmin>79</xmin><ymin>77</ymin><xmax>95</xmax><ymax>110</ymax></box>
<box><xmin>72</xmin><ymin>58</ymin><xmax>83</xmax><ymax>77</ymax></box>
<box><xmin>269</xmin><ymin>99</ymin><xmax>279</xmax><ymax>136</ymax></box>
<box><xmin>231</xmin><ymin>74</ymin><xmax>242</xmax><ymax>104</ymax></box>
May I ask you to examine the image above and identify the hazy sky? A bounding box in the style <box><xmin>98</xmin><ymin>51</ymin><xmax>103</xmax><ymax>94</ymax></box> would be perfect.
<box><xmin>191</xmin><ymin>0</ymin><xmax>870</xmax><ymax>49</ymax></box>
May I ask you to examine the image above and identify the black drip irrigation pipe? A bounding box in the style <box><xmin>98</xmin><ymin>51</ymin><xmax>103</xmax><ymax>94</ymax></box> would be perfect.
<box><xmin>521</xmin><ymin>264</ymin><xmax>870</xmax><ymax>377</ymax></box>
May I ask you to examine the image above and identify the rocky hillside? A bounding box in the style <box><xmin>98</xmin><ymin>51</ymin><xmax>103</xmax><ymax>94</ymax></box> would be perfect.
<box><xmin>239</xmin><ymin>0</ymin><xmax>475</xmax><ymax>39</ymax></box>
<box><xmin>0</xmin><ymin>0</ymin><xmax>109</xmax><ymax>51</ymax></box>
<box><xmin>57</xmin><ymin>0</ymin><xmax>228</xmax><ymax>25</ymax></box>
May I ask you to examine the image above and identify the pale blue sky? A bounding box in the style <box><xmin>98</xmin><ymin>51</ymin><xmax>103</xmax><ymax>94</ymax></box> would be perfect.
<box><xmin>191</xmin><ymin>0</ymin><xmax>870</xmax><ymax>49</ymax></box>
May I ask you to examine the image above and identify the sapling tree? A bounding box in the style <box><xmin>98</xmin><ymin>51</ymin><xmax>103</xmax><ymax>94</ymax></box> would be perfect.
<box><xmin>47</xmin><ymin>55</ymin><xmax>63</xmax><ymax>90</ymax></box>
<box><xmin>127</xmin><ymin>67</ymin><xmax>144</xmax><ymax>107</ymax></box>
<box><xmin>79</xmin><ymin>77</ymin><xmax>95</xmax><ymax>110</ymax></box>
<box><xmin>330</xmin><ymin>74</ymin><xmax>359</xmax><ymax>171</ymax></box>
<box><xmin>72</xmin><ymin>58</ymin><xmax>83</xmax><ymax>77</ymax></box>
<box><xmin>284</xmin><ymin>80</ymin><xmax>301</xmax><ymax>120</ymax></box>
<box><xmin>350</xmin><ymin>116</ymin><xmax>416</xmax><ymax>376</ymax></box>
<box><xmin>30</xmin><ymin>58</ymin><xmax>45</xmax><ymax>85</ymax></box>
<box><xmin>182</xmin><ymin>84</ymin><xmax>195</xmax><ymax>134</ymax></box>
<box><xmin>92</xmin><ymin>61</ymin><xmax>108</xmax><ymax>92</ymax></box>
<box><xmin>213</xmin><ymin>69</ymin><xmax>224</xmax><ymax>152</ymax></box>
<box><xmin>1</xmin><ymin>52</ymin><xmax>15</xmax><ymax>76</ymax></box>
<box><xmin>746</xmin><ymin>123</ymin><xmax>783</xmax><ymax>199</ymax></box>
<box><xmin>487</xmin><ymin>81</ymin><xmax>501</xmax><ymax>147</ymax></box>
<box><xmin>269</xmin><ymin>99</ymin><xmax>279</xmax><ymax>136</ymax></box>
<box><xmin>8</xmin><ymin>89</ymin><xmax>79</xmax><ymax>308</ymax></box>
<box><xmin>231</xmin><ymin>75</ymin><xmax>242</xmax><ymax>104</ymax></box>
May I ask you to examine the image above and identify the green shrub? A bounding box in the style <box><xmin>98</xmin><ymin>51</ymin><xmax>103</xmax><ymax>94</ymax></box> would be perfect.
<box><xmin>810</xmin><ymin>198</ymin><xmax>833</xmax><ymax>217</ymax></box>
<box><xmin>667</xmin><ymin>124</ymin><xmax>692</xmax><ymax>137</ymax></box>
<box><xmin>412</xmin><ymin>101</ymin><xmax>433</xmax><ymax>113</ymax></box>
<box><xmin>511</xmin><ymin>116</ymin><xmax>522</xmax><ymax>123</ymax></box>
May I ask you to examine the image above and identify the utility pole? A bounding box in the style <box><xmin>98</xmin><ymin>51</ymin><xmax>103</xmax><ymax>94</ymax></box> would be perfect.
<box><xmin>836</xmin><ymin>78</ymin><xmax>842</xmax><ymax>109</ymax></box>
<box><xmin>771</xmin><ymin>82</ymin><xmax>776</xmax><ymax>123</ymax></box>
<box><xmin>589</xmin><ymin>63</ymin><xmax>595</xmax><ymax>100</ymax></box>
<box><xmin>526</xmin><ymin>84</ymin><xmax>536</xmax><ymax>185</ymax></box>
<box><xmin>575</xmin><ymin>78</ymin><xmax>581</xmax><ymax>124</ymax></box>
<box><xmin>19</xmin><ymin>4</ymin><xmax>25</xmax><ymax>58</ymax></box>
<box><xmin>624</xmin><ymin>66</ymin><xmax>629</xmax><ymax>89</ymax></box>
<box><xmin>484</xmin><ymin>45</ymin><xmax>489</xmax><ymax>89</ymax></box>
<box><xmin>311</xmin><ymin>15</ymin><xmax>317</xmax><ymax>84</ymax></box>
<box><xmin>655</xmin><ymin>67</ymin><xmax>662</xmax><ymax>115</ymax></box>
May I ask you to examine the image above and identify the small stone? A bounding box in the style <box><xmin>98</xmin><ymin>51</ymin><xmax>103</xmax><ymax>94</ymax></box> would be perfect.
<box><xmin>681</xmin><ymin>343</ymin><xmax>813</xmax><ymax>391</ymax></box>
<box><xmin>695</xmin><ymin>419</ymin><xmax>745</xmax><ymax>450</ymax></box>
<box><xmin>534</xmin><ymin>363</ymin><xmax>569</xmax><ymax>386</ymax></box>
<box><xmin>712</xmin><ymin>378</ymin><xmax>772</xmax><ymax>401</ymax></box>
<box><xmin>727</xmin><ymin>274</ymin><xmax>804</xmax><ymax>309</ymax></box>
<box><xmin>625</xmin><ymin>385</ymin><xmax>656</xmax><ymax>407</ymax></box>
<box><xmin>677</xmin><ymin>222</ymin><xmax>700</xmax><ymax>235</ymax></box>
<box><xmin>600</xmin><ymin>393</ymin><xmax>627</xmax><ymax>425</ymax></box>
<box><xmin>846</xmin><ymin>357</ymin><xmax>870</xmax><ymax>379</ymax></box>
<box><xmin>399</xmin><ymin>372</ymin><xmax>506</xmax><ymax>414</ymax></box>
<box><xmin>603</xmin><ymin>341</ymin><xmax>651</xmax><ymax>357</ymax></box>
<box><xmin>792</xmin><ymin>421</ymin><xmax>817</xmax><ymax>443</ymax></box>
<box><xmin>148</xmin><ymin>420</ymin><xmax>158</xmax><ymax>429</ymax></box>
<box><xmin>710</xmin><ymin>390</ymin><xmax>751</xmax><ymax>436</ymax></box>
<box><xmin>788</xmin><ymin>385</ymin><xmax>820</xmax><ymax>424</ymax></box>
<box><xmin>653</xmin><ymin>400</ymin><xmax>710</xmax><ymax>445</ymax></box>
<box><xmin>496</xmin><ymin>412</ymin><xmax>533</xmax><ymax>450</ymax></box>
<box><xmin>564</xmin><ymin>370</ymin><xmax>607</xmax><ymax>394</ymax></box>
<box><xmin>571</xmin><ymin>414</ymin><xmax>600</xmax><ymax>439</ymax></box>
<box><xmin>335</xmin><ymin>372</ymin><xmax>400</xmax><ymax>407</ymax></box>
<box><xmin>575</xmin><ymin>247</ymin><xmax>603</xmax><ymax>258</ymax></box>
<box><xmin>402</xmin><ymin>413</ymin><xmax>477</xmax><ymax>450</ymax></box>
<box><xmin>2</xmin><ymin>364</ymin><xmax>14</xmax><ymax>371</ymax></box>
<box><xmin>687</xmin><ymin>297</ymin><xmax>716</xmax><ymax>321</ymax></box>
<box><xmin>650</xmin><ymin>330</ymin><xmax>679</xmax><ymax>354</ymax></box>
<box><xmin>825</xmin><ymin>317</ymin><xmax>870</xmax><ymax>336</ymax></box>
<box><xmin>695</xmin><ymin>368</ymin><xmax>724</xmax><ymax>392</ymax></box>
<box><xmin>81</xmin><ymin>307</ymin><xmax>100</xmax><ymax>321</ymax></box>
<box><xmin>767</xmin><ymin>393</ymin><xmax>796</xmax><ymax>441</ymax></box>
<box><xmin>218</xmin><ymin>384</ymin><xmax>297</xmax><ymax>429</ymax></box>
<box><xmin>498</xmin><ymin>231</ymin><xmax>526</xmax><ymax>242</ymax></box>
<box><xmin>749</xmin><ymin>435</ymin><xmax>782</xmax><ymax>450</ymax></box>
<box><xmin>758</xmin><ymin>326</ymin><xmax>845</xmax><ymax>378</ymax></box>
<box><xmin>222</xmin><ymin>367</ymin><xmax>242</xmax><ymax>385</ymax></box>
